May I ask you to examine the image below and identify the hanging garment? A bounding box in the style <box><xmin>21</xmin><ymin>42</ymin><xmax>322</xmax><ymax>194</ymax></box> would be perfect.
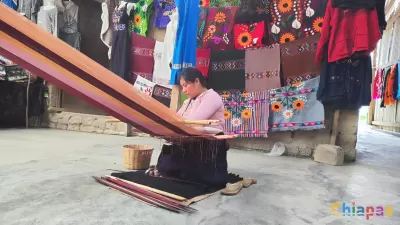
<box><xmin>152</xmin><ymin>11</ymin><xmax>178</xmax><ymax>86</ymax></box>
<box><xmin>129</xmin><ymin>0</ymin><xmax>154</xmax><ymax>36</ymax></box>
<box><xmin>152</xmin><ymin>40</ymin><xmax>164</xmax><ymax>82</ymax></box>
<box><xmin>315</xmin><ymin>0</ymin><xmax>381</xmax><ymax>63</ymax></box>
<box><xmin>130</xmin><ymin>33</ymin><xmax>156</xmax><ymax>84</ymax></box>
<box><xmin>54</xmin><ymin>0</ymin><xmax>81</xmax><ymax>50</ymax></box>
<box><xmin>268</xmin><ymin>0</ymin><xmax>327</xmax><ymax>45</ymax></box>
<box><xmin>233</xmin><ymin>21</ymin><xmax>265</xmax><ymax>50</ymax></box>
<box><xmin>100</xmin><ymin>0</ymin><xmax>120</xmax><ymax>59</ymax></box>
<box><xmin>133</xmin><ymin>75</ymin><xmax>156</xmax><ymax>96</ymax></box>
<box><xmin>152</xmin><ymin>84</ymin><xmax>172</xmax><ymax>107</ymax></box>
<box><xmin>383</xmin><ymin>64</ymin><xmax>397</xmax><ymax>106</ymax></box>
<box><xmin>317</xmin><ymin>55</ymin><xmax>373</xmax><ymax>110</ymax></box>
<box><xmin>245</xmin><ymin>44</ymin><xmax>281</xmax><ymax>92</ymax></box>
<box><xmin>170</xmin><ymin>0</ymin><xmax>200</xmax><ymax>85</ymax></box>
<box><xmin>281</xmin><ymin>34</ymin><xmax>321</xmax><ymax>86</ymax></box>
<box><xmin>37</xmin><ymin>5</ymin><xmax>58</xmax><ymax>36</ymax></box>
<box><xmin>208</xmin><ymin>49</ymin><xmax>246</xmax><ymax>91</ymax></box>
<box><xmin>18</xmin><ymin>0</ymin><xmax>43</xmax><ymax>22</ymax></box>
<box><xmin>331</xmin><ymin>0</ymin><xmax>387</xmax><ymax>31</ymax></box>
<box><xmin>269</xmin><ymin>77</ymin><xmax>325</xmax><ymax>132</ymax></box>
<box><xmin>196</xmin><ymin>6</ymin><xmax>209</xmax><ymax>48</ymax></box>
<box><xmin>201</xmin><ymin>6</ymin><xmax>238</xmax><ymax>51</ymax></box>
<box><xmin>235</xmin><ymin>0</ymin><xmax>271</xmax><ymax>46</ymax></box>
<box><xmin>380</xmin><ymin>66</ymin><xmax>391</xmax><ymax>108</ymax></box>
<box><xmin>220</xmin><ymin>90</ymin><xmax>269</xmax><ymax>137</ymax></box>
<box><xmin>397</xmin><ymin>63</ymin><xmax>400</xmax><ymax>100</ymax></box>
<box><xmin>210</xmin><ymin>0</ymin><xmax>241</xmax><ymax>7</ymax></box>
<box><xmin>153</xmin><ymin>0</ymin><xmax>176</xmax><ymax>28</ymax></box>
<box><xmin>372</xmin><ymin>68</ymin><xmax>384</xmax><ymax>99</ymax></box>
<box><xmin>196</xmin><ymin>48</ymin><xmax>211</xmax><ymax>78</ymax></box>
<box><xmin>2</xmin><ymin>0</ymin><xmax>17</xmax><ymax>10</ymax></box>
<box><xmin>109</xmin><ymin>3</ymin><xmax>131</xmax><ymax>81</ymax></box>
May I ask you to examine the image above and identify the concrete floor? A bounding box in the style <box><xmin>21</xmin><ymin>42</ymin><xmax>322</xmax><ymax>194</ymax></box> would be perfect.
<box><xmin>0</xmin><ymin>125</ymin><xmax>399</xmax><ymax>225</ymax></box>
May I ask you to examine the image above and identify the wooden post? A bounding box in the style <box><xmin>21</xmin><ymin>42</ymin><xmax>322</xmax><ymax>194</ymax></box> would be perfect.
<box><xmin>169</xmin><ymin>85</ymin><xmax>181</xmax><ymax>112</ymax></box>
<box><xmin>330</xmin><ymin>109</ymin><xmax>341</xmax><ymax>145</ymax></box>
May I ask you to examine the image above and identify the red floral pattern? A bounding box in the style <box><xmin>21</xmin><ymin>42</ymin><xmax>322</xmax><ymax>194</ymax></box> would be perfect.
<box><xmin>234</xmin><ymin>21</ymin><xmax>265</xmax><ymax>50</ymax></box>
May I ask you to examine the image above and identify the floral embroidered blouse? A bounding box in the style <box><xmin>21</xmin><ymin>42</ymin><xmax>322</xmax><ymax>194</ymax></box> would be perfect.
<box><xmin>129</xmin><ymin>0</ymin><xmax>154</xmax><ymax>36</ymax></box>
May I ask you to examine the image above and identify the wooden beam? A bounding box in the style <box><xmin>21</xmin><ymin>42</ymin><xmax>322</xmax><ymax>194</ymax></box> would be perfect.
<box><xmin>169</xmin><ymin>85</ymin><xmax>181</xmax><ymax>112</ymax></box>
<box><xmin>330</xmin><ymin>110</ymin><xmax>341</xmax><ymax>145</ymax></box>
<box><xmin>372</xmin><ymin>121</ymin><xmax>400</xmax><ymax>128</ymax></box>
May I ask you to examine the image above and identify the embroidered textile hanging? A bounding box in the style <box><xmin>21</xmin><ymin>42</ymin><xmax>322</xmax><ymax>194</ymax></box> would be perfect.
<box><xmin>233</xmin><ymin>21</ymin><xmax>265</xmax><ymax>50</ymax></box>
<box><xmin>269</xmin><ymin>77</ymin><xmax>325</xmax><ymax>132</ymax></box>
<box><xmin>130</xmin><ymin>33</ymin><xmax>155</xmax><ymax>84</ymax></box>
<box><xmin>220</xmin><ymin>90</ymin><xmax>269</xmax><ymax>137</ymax></box>
<box><xmin>208</xmin><ymin>49</ymin><xmax>246</xmax><ymax>91</ymax></box>
<box><xmin>268</xmin><ymin>0</ymin><xmax>327</xmax><ymax>45</ymax></box>
<box><xmin>373</xmin><ymin>68</ymin><xmax>384</xmax><ymax>99</ymax></box>
<box><xmin>152</xmin><ymin>84</ymin><xmax>172</xmax><ymax>107</ymax></box>
<box><xmin>153</xmin><ymin>0</ymin><xmax>176</xmax><ymax>28</ymax></box>
<box><xmin>134</xmin><ymin>75</ymin><xmax>156</xmax><ymax>96</ymax></box>
<box><xmin>197</xmin><ymin>7</ymin><xmax>209</xmax><ymax>48</ymax></box>
<box><xmin>397</xmin><ymin>63</ymin><xmax>400</xmax><ymax>100</ymax></box>
<box><xmin>201</xmin><ymin>6</ymin><xmax>238</xmax><ymax>51</ymax></box>
<box><xmin>383</xmin><ymin>64</ymin><xmax>397</xmax><ymax>106</ymax></box>
<box><xmin>281</xmin><ymin>34</ymin><xmax>321</xmax><ymax>86</ymax></box>
<box><xmin>196</xmin><ymin>48</ymin><xmax>211</xmax><ymax>78</ymax></box>
<box><xmin>210</xmin><ymin>0</ymin><xmax>241</xmax><ymax>7</ymax></box>
<box><xmin>200</xmin><ymin>0</ymin><xmax>210</xmax><ymax>7</ymax></box>
<box><xmin>170</xmin><ymin>0</ymin><xmax>200</xmax><ymax>85</ymax></box>
<box><xmin>129</xmin><ymin>0</ymin><xmax>155</xmax><ymax>36</ymax></box>
<box><xmin>245</xmin><ymin>44</ymin><xmax>281</xmax><ymax>92</ymax></box>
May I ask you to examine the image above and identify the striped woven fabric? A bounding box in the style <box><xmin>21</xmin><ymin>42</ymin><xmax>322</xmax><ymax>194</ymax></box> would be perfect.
<box><xmin>0</xmin><ymin>4</ymin><xmax>202</xmax><ymax>138</ymax></box>
<box><xmin>220</xmin><ymin>90</ymin><xmax>269</xmax><ymax>137</ymax></box>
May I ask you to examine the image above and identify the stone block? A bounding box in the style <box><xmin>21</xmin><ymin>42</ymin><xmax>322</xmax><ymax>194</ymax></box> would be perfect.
<box><xmin>48</xmin><ymin>113</ymin><xmax>61</xmax><ymax>123</ymax></box>
<box><xmin>68</xmin><ymin>116</ymin><xmax>83</xmax><ymax>125</ymax></box>
<box><xmin>80</xmin><ymin>125</ymin><xmax>95</xmax><ymax>133</ymax></box>
<box><xmin>313</xmin><ymin>144</ymin><xmax>344</xmax><ymax>166</ymax></box>
<box><xmin>81</xmin><ymin>117</ymin><xmax>96</xmax><ymax>126</ymax></box>
<box><xmin>92</xmin><ymin>119</ymin><xmax>106</xmax><ymax>133</ymax></box>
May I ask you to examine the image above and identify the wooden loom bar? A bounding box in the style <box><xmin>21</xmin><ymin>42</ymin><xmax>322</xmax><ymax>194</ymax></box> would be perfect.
<box><xmin>0</xmin><ymin>4</ymin><xmax>206</xmax><ymax>138</ymax></box>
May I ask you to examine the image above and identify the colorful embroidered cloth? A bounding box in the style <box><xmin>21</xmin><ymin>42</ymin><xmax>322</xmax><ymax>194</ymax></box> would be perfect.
<box><xmin>220</xmin><ymin>90</ymin><xmax>269</xmax><ymax>137</ymax></box>
<box><xmin>208</xmin><ymin>49</ymin><xmax>246</xmax><ymax>91</ymax></box>
<box><xmin>397</xmin><ymin>62</ymin><xmax>400</xmax><ymax>99</ymax></box>
<box><xmin>130</xmin><ymin>33</ymin><xmax>155</xmax><ymax>84</ymax></box>
<box><xmin>210</xmin><ymin>0</ymin><xmax>241</xmax><ymax>7</ymax></box>
<box><xmin>134</xmin><ymin>75</ymin><xmax>156</xmax><ymax>96</ymax></box>
<box><xmin>269</xmin><ymin>77</ymin><xmax>325</xmax><ymax>132</ymax></box>
<box><xmin>196</xmin><ymin>48</ymin><xmax>211</xmax><ymax>78</ymax></box>
<box><xmin>152</xmin><ymin>84</ymin><xmax>172</xmax><ymax>107</ymax></box>
<box><xmin>268</xmin><ymin>0</ymin><xmax>327</xmax><ymax>45</ymax></box>
<box><xmin>281</xmin><ymin>34</ymin><xmax>321</xmax><ymax>86</ymax></box>
<box><xmin>384</xmin><ymin>64</ymin><xmax>397</xmax><ymax>106</ymax></box>
<box><xmin>234</xmin><ymin>21</ymin><xmax>265</xmax><ymax>50</ymax></box>
<box><xmin>197</xmin><ymin>7</ymin><xmax>209</xmax><ymax>48</ymax></box>
<box><xmin>373</xmin><ymin>68</ymin><xmax>384</xmax><ymax>99</ymax></box>
<box><xmin>201</xmin><ymin>6</ymin><xmax>238</xmax><ymax>51</ymax></box>
<box><xmin>170</xmin><ymin>0</ymin><xmax>200</xmax><ymax>85</ymax></box>
<box><xmin>129</xmin><ymin>0</ymin><xmax>155</xmax><ymax>36</ymax></box>
<box><xmin>200</xmin><ymin>0</ymin><xmax>210</xmax><ymax>7</ymax></box>
<box><xmin>245</xmin><ymin>44</ymin><xmax>281</xmax><ymax>92</ymax></box>
<box><xmin>153</xmin><ymin>0</ymin><xmax>176</xmax><ymax>28</ymax></box>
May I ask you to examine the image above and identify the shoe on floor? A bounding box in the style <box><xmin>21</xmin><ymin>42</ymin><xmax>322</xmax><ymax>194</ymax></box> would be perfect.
<box><xmin>220</xmin><ymin>181</ymin><xmax>243</xmax><ymax>195</ymax></box>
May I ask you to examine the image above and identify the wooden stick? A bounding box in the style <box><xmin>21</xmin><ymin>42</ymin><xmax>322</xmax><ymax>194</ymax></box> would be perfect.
<box><xmin>183</xmin><ymin>120</ymin><xmax>220</xmax><ymax>125</ymax></box>
<box><xmin>107</xmin><ymin>176</ymin><xmax>187</xmax><ymax>201</ymax></box>
<box><xmin>330</xmin><ymin>110</ymin><xmax>341</xmax><ymax>145</ymax></box>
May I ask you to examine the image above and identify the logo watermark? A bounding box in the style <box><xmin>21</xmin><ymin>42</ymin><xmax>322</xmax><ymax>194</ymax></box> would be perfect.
<box><xmin>331</xmin><ymin>202</ymin><xmax>393</xmax><ymax>220</ymax></box>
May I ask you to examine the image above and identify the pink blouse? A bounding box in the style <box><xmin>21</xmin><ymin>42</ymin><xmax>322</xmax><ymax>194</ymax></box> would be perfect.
<box><xmin>177</xmin><ymin>89</ymin><xmax>225</xmax><ymax>130</ymax></box>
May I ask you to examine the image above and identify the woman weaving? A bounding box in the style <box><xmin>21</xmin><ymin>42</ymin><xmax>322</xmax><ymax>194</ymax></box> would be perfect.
<box><xmin>148</xmin><ymin>67</ymin><xmax>229</xmax><ymax>187</ymax></box>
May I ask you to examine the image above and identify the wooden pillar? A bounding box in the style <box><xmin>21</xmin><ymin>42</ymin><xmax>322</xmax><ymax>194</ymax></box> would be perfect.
<box><xmin>169</xmin><ymin>85</ymin><xmax>181</xmax><ymax>112</ymax></box>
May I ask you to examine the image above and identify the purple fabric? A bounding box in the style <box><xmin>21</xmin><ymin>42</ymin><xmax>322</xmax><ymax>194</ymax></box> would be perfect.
<box><xmin>154</xmin><ymin>0</ymin><xmax>176</xmax><ymax>28</ymax></box>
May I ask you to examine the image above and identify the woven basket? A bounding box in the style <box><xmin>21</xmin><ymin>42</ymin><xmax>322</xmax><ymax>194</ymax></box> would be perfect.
<box><xmin>122</xmin><ymin>144</ymin><xmax>153</xmax><ymax>170</ymax></box>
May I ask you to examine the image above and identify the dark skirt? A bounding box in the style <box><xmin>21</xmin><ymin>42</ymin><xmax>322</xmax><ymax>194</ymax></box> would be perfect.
<box><xmin>317</xmin><ymin>55</ymin><xmax>372</xmax><ymax>110</ymax></box>
<box><xmin>156</xmin><ymin>138</ymin><xmax>229</xmax><ymax>187</ymax></box>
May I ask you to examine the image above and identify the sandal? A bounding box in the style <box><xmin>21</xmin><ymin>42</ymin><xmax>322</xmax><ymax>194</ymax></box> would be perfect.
<box><xmin>242</xmin><ymin>178</ymin><xmax>257</xmax><ymax>188</ymax></box>
<box><xmin>220</xmin><ymin>181</ymin><xmax>243</xmax><ymax>196</ymax></box>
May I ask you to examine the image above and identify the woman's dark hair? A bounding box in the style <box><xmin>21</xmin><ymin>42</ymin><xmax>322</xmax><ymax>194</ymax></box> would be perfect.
<box><xmin>180</xmin><ymin>67</ymin><xmax>208</xmax><ymax>88</ymax></box>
